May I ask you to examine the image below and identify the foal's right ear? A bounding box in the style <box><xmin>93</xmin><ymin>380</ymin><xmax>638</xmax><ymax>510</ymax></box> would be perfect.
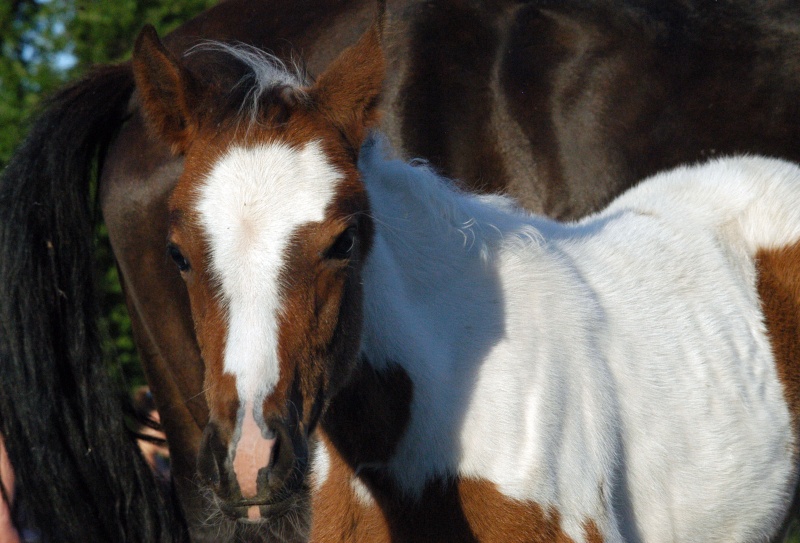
<box><xmin>132</xmin><ymin>25</ymin><xmax>200</xmax><ymax>154</ymax></box>
<box><xmin>309</xmin><ymin>22</ymin><xmax>385</xmax><ymax>153</ymax></box>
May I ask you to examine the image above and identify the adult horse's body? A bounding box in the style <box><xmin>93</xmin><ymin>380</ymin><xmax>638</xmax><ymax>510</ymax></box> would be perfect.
<box><xmin>132</xmin><ymin>20</ymin><xmax>800</xmax><ymax>542</ymax></box>
<box><xmin>3</xmin><ymin>0</ymin><xmax>800</xmax><ymax>541</ymax></box>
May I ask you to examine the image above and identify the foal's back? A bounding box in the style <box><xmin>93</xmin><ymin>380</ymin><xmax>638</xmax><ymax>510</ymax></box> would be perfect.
<box><xmin>549</xmin><ymin>156</ymin><xmax>800</xmax><ymax>541</ymax></box>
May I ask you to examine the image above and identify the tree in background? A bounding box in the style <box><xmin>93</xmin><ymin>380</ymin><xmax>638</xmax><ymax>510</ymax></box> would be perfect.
<box><xmin>0</xmin><ymin>0</ymin><xmax>216</xmax><ymax>387</ymax></box>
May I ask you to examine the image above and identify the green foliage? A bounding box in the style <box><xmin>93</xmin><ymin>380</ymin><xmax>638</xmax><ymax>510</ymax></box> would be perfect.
<box><xmin>71</xmin><ymin>0</ymin><xmax>217</xmax><ymax>67</ymax></box>
<box><xmin>788</xmin><ymin>523</ymin><xmax>800</xmax><ymax>543</ymax></box>
<box><xmin>1</xmin><ymin>0</ymin><xmax>215</xmax><ymax>388</ymax></box>
<box><xmin>0</xmin><ymin>0</ymin><xmax>73</xmax><ymax>164</ymax></box>
<box><xmin>0</xmin><ymin>0</ymin><xmax>217</xmax><ymax>163</ymax></box>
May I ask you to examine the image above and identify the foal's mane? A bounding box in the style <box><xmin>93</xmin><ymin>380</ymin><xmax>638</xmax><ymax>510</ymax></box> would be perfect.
<box><xmin>359</xmin><ymin>138</ymin><xmax>547</xmax><ymax>265</ymax></box>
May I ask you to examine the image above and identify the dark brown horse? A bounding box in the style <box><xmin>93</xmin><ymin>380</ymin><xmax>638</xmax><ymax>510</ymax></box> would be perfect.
<box><xmin>3</xmin><ymin>0</ymin><xmax>800</xmax><ymax>541</ymax></box>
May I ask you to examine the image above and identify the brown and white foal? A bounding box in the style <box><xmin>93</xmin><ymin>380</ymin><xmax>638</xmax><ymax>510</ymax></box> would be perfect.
<box><xmin>132</xmin><ymin>21</ymin><xmax>800</xmax><ymax>543</ymax></box>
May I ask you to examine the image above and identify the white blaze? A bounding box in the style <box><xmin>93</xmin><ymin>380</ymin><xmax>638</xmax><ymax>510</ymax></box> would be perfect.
<box><xmin>196</xmin><ymin>141</ymin><xmax>341</xmax><ymax>402</ymax></box>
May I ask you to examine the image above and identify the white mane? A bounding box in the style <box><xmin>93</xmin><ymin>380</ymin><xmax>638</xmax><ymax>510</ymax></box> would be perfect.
<box><xmin>358</xmin><ymin>136</ymin><xmax>550</xmax><ymax>266</ymax></box>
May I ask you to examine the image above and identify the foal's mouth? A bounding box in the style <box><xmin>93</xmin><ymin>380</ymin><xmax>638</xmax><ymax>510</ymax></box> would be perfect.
<box><xmin>223</xmin><ymin>493</ymin><xmax>303</xmax><ymax>523</ymax></box>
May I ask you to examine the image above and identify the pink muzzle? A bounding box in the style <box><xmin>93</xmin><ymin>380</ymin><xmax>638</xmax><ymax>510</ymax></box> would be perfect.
<box><xmin>232</xmin><ymin>401</ymin><xmax>276</xmax><ymax>519</ymax></box>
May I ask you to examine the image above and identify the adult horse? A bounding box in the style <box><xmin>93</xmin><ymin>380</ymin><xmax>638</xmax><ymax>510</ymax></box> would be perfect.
<box><xmin>2</xmin><ymin>0</ymin><xmax>800</xmax><ymax>541</ymax></box>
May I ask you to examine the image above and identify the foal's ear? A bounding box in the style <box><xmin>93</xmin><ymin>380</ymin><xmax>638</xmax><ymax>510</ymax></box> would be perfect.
<box><xmin>310</xmin><ymin>23</ymin><xmax>385</xmax><ymax>152</ymax></box>
<box><xmin>132</xmin><ymin>25</ymin><xmax>200</xmax><ymax>154</ymax></box>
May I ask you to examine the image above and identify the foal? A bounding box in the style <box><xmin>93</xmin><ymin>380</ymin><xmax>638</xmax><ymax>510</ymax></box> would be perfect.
<box><xmin>133</xmin><ymin>22</ymin><xmax>800</xmax><ymax>543</ymax></box>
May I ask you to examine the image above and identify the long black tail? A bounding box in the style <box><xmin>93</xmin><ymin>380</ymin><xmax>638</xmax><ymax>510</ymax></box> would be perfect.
<box><xmin>0</xmin><ymin>64</ymin><xmax>187</xmax><ymax>542</ymax></box>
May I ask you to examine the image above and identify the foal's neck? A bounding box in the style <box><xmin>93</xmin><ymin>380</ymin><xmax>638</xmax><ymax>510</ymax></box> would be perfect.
<box><xmin>319</xmin><ymin>139</ymin><xmax>605</xmax><ymax>507</ymax></box>
<box><xmin>324</xmin><ymin>140</ymin><xmax>554</xmax><ymax>474</ymax></box>
<box><xmin>322</xmin><ymin>138</ymin><xmax>527</xmax><ymax>485</ymax></box>
<box><xmin>357</xmin><ymin>139</ymin><xmax>527</xmax><ymax>376</ymax></box>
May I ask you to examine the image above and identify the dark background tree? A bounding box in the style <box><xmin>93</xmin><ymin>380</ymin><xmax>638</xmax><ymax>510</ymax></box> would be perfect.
<box><xmin>0</xmin><ymin>0</ymin><xmax>216</xmax><ymax>387</ymax></box>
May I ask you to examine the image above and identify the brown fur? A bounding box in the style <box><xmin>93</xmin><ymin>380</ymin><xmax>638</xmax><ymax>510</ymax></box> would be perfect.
<box><xmin>311</xmin><ymin>435</ymin><xmax>393</xmax><ymax>543</ymax></box>
<box><xmin>317</xmin><ymin>360</ymin><xmax>605</xmax><ymax>542</ymax></box>
<box><xmin>165</xmin><ymin>135</ymin><xmax>241</xmax><ymax>427</ymax></box>
<box><xmin>312</xmin><ymin>445</ymin><xmax>606</xmax><ymax>542</ymax></box>
<box><xmin>374</xmin><ymin>476</ymin><xmax>602</xmax><ymax>543</ymax></box>
<box><xmin>757</xmin><ymin>242</ymin><xmax>800</xmax><ymax>430</ymax></box>
<box><xmin>273</xmin><ymin>202</ymin><xmax>369</xmax><ymax>427</ymax></box>
<box><xmin>459</xmin><ymin>480</ymin><xmax>603</xmax><ymax>543</ymax></box>
<box><xmin>756</xmin><ymin>242</ymin><xmax>800</xmax><ymax>540</ymax></box>
<box><xmin>132</xmin><ymin>25</ymin><xmax>202</xmax><ymax>154</ymax></box>
<box><xmin>313</xmin><ymin>361</ymin><xmax>410</xmax><ymax>542</ymax></box>
<box><xmin>312</xmin><ymin>24</ymin><xmax>386</xmax><ymax>153</ymax></box>
<box><xmin>323</xmin><ymin>361</ymin><xmax>413</xmax><ymax>467</ymax></box>
<box><xmin>132</xmin><ymin>19</ymin><xmax>386</xmax><ymax>540</ymax></box>
<box><xmin>398</xmin><ymin>0</ymin><xmax>509</xmax><ymax>195</ymax></box>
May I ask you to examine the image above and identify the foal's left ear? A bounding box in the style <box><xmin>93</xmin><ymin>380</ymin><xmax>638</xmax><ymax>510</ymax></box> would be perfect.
<box><xmin>132</xmin><ymin>25</ymin><xmax>201</xmax><ymax>154</ymax></box>
<box><xmin>310</xmin><ymin>23</ymin><xmax>385</xmax><ymax>152</ymax></box>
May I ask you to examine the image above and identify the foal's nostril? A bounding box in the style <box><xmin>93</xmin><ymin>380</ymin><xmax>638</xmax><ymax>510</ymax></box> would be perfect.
<box><xmin>266</xmin><ymin>431</ymin><xmax>282</xmax><ymax>486</ymax></box>
<box><xmin>197</xmin><ymin>423</ymin><xmax>227</xmax><ymax>491</ymax></box>
<box><xmin>265</xmin><ymin>419</ymin><xmax>304</xmax><ymax>493</ymax></box>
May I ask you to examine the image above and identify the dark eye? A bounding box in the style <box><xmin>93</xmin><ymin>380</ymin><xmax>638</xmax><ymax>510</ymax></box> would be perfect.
<box><xmin>167</xmin><ymin>244</ymin><xmax>190</xmax><ymax>272</ymax></box>
<box><xmin>325</xmin><ymin>226</ymin><xmax>357</xmax><ymax>260</ymax></box>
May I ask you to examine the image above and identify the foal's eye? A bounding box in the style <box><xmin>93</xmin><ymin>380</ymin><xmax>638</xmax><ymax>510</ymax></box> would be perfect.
<box><xmin>325</xmin><ymin>226</ymin><xmax>357</xmax><ymax>260</ymax></box>
<box><xmin>167</xmin><ymin>245</ymin><xmax>191</xmax><ymax>272</ymax></box>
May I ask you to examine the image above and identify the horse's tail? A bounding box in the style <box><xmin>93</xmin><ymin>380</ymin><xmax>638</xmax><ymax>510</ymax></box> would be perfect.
<box><xmin>0</xmin><ymin>64</ymin><xmax>187</xmax><ymax>542</ymax></box>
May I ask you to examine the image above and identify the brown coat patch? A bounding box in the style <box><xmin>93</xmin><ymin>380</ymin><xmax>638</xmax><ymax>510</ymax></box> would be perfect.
<box><xmin>756</xmin><ymin>241</ymin><xmax>800</xmax><ymax>537</ymax></box>
<box><xmin>311</xmin><ymin>435</ymin><xmax>392</xmax><ymax>543</ymax></box>
<box><xmin>167</xmin><ymin>173</ymin><xmax>239</xmax><ymax>426</ymax></box>
<box><xmin>459</xmin><ymin>480</ymin><xmax>603</xmax><ymax>543</ymax></box>
<box><xmin>757</xmin><ymin>242</ymin><xmax>800</xmax><ymax>429</ymax></box>
<box><xmin>369</xmin><ymin>477</ymin><xmax>603</xmax><ymax>543</ymax></box>
<box><xmin>311</xmin><ymin>454</ymin><xmax>605</xmax><ymax>543</ymax></box>
<box><xmin>317</xmin><ymin>362</ymin><xmax>603</xmax><ymax>542</ymax></box>
<box><xmin>273</xmin><ymin>204</ymin><xmax>370</xmax><ymax>429</ymax></box>
<box><xmin>399</xmin><ymin>0</ymin><xmax>509</xmax><ymax>195</ymax></box>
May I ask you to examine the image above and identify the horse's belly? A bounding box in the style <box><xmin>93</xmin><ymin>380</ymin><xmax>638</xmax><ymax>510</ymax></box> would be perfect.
<box><xmin>604</xmin><ymin>283</ymin><xmax>796</xmax><ymax>541</ymax></box>
<box><xmin>615</xmin><ymin>352</ymin><xmax>794</xmax><ymax>542</ymax></box>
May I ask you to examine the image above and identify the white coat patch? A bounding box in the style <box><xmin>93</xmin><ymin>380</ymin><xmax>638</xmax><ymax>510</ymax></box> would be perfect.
<box><xmin>355</xmin><ymin>140</ymin><xmax>800</xmax><ymax>543</ymax></box>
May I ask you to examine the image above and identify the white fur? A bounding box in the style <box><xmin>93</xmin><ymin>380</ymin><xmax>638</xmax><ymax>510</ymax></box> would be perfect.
<box><xmin>196</xmin><ymin>141</ymin><xmax>340</xmax><ymax>403</ymax></box>
<box><xmin>310</xmin><ymin>438</ymin><xmax>331</xmax><ymax>493</ymax></box>
<box><xmin>356</xmin><ymin>142</ymin><xmax>800</xmax><ymax>543</ymax></box>
<box><xmin>350</xmin><ymin>476</ymin><xmax>376</xmax><ymax>507</ymax></box>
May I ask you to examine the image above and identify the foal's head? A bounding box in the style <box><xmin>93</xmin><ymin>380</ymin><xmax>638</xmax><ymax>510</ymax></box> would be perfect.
<box><xmin>132</xmin><ymin>23</ymin><xmax>383</xmax><ymax>534</ymax></box>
